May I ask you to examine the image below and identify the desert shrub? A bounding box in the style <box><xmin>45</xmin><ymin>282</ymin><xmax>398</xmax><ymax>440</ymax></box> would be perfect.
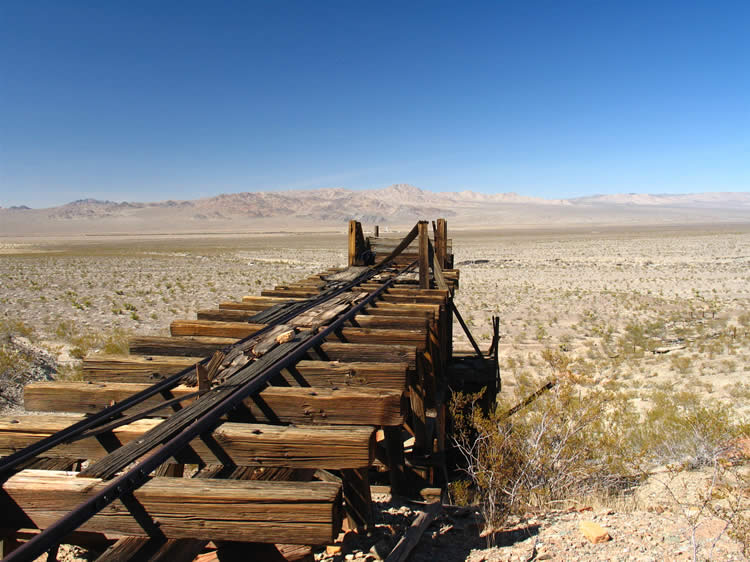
<box><xmin>634</xmin><ymin>389</ymin><xmax>749</xmax><ymax>469</ymax></box>
<box><xmin>449</xmin><ymin>382</ymin><xmax>641</xmax><ymax>538</ymax></box>
<box><xmin>449</xmin><ymin>382</ymin><xmax>748</xmax><ymax>542</ymax></box>
<box><xmin>670</xmin><ymin>354</ymin><xmax>692</xmax><ymax>374</ymax></box>
<box><xmin>0</xmin><ymin>318</ymin><xmax>34</xmax><ymax>340</ymax></box>
<box><xmin>101</xmin><ymin>328</ymin><xmax>130</xmax><ymax>355</ymax></box>
<box><xmin>56</xmin><ymin>363</ymin><xmax>84</xmax><ymax>382</ymax></box>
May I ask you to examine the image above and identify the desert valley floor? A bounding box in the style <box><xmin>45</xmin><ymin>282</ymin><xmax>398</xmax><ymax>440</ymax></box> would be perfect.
<box><xmin>1</xmin><ymin>223</ymin><xmax>749</xmax><ymax>560</ymax></box>
<box><xmin>2</xmin><ymin>224</ymin><xmax>749</xmax><ymax>417</ymax></box>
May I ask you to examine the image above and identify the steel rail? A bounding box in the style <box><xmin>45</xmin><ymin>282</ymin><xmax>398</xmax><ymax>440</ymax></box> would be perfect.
<box><xmin>0</xmin><ymin>254</ymin><xmax>402</xmax><ymax>476</ymax></box>
<box><xmin>4</xmin><ymin>260</ymin><xmax>417</xmax><ymax>562</ymax></box>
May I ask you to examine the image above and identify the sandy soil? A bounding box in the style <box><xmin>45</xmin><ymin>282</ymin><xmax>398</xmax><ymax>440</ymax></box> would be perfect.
<box><xmin>451</xmin><ymin>224</ymin><xmax>750</xmax><ymax>418</ymax></box>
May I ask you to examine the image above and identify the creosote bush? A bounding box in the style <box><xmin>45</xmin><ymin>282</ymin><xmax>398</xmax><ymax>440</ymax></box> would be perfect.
<box><xmin>449</xmin><ymin>381</ymin><xmax>641</xmax><ymax>539</ymax></box>
<box><xmin>449</xmin><ymin>369</ymin><xmax>749</xmax><ymax>543</ymax></box>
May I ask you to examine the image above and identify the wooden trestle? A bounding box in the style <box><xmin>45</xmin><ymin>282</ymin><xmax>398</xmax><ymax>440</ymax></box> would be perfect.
<box><xmin>0</xmin><ymin>219</ymin><xmax>496</xmax><ymax>561</ymax></box>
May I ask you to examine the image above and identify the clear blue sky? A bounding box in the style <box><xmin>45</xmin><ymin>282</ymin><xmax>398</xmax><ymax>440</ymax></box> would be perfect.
<box><xmin>1</xmin><ymin>1</ymin><xmax>748</xmax><ymax>207</ymax></box>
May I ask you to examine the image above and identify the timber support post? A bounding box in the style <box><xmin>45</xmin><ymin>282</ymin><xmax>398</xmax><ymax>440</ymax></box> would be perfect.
<box><xmin>435</xmin><ymin>218</ymin><xmax>447</xmax><ymax>269</ymax></box>
<box><xmin>418</xmin><ymin>221</ymin><xmax>429</xmax><ymax>289</ymax></box>
<box><xmin>348</xmin><ymin>220</ymin><xmax>367</xmax><ymax>266</ymax></box>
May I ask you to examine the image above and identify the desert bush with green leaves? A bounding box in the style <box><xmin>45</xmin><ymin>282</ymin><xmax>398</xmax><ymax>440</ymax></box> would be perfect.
<box><xmin>449</xmin><ymin>348</ymin><xmax>749</xmax><ymax>543</ymax></box>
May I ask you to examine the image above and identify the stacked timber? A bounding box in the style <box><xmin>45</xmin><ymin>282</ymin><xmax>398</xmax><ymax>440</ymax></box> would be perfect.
<box><xmin>0</xmin><ymin>219</ymin><xmax>465</xmax><ymax>562</ymax></box>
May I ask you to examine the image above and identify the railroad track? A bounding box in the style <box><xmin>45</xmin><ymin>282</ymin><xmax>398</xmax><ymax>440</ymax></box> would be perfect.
<box><xmin>0</xmin><ymin>219</ymin><xmax>496</xmax><ymax>561</ymax></box>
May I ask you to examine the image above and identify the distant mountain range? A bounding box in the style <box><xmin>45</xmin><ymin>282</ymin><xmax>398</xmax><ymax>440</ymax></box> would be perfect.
<box><xmin>2</xmin><ymin>185</ymin><xmax>750</xmax><ymax>235</ymax></box>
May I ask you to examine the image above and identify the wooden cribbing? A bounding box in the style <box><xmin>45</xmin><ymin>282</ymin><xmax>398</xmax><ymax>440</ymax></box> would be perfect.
<box><xmin>24</xmin><ymin>383</ymin><xmax>404</xmax><ymax>426</ymax></box>
<box><xmin>0</xmin><ymin>416</ymin><xmax>376</xmax><ymax>468</ymax></box>
<box><xmin>83</xmin><ymin>355</ymin><xmax>409</xmax><ymax>389</ymax></box>
<box><xmin>0</xmin><ymin>470</ymin><xmax>343</xmax><ymax>544</ymax></box>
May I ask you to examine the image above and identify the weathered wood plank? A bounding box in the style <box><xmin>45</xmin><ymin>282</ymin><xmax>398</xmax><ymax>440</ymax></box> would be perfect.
<box><xmin>356</xmin><ymin>287</ymin><xmax>449</xmax><ymax>297</ymax></box>
<box><xmin>132</xmin><ymin>329</ymin><xmax>425</xmax><ymax>356</ymax></box>
<box><xmin>0</xmin><ymin>416</ymin><xmax>376</xmax><ymax>468</ymax></box>
<box><xmin>127</xmin><ymin>338</ymin><xmax>416</xmax><ymax>366</ymax></box>
<box><xmin>435</xmin><ymin>218</ymin><xmax>447</xmax><ymax>269</ymax></box>
<box><xmin>83</xmin><ymin>356</ymin><xmax>409</xmax><ymax>390</ymax></box>
<box><xmin>261</xmin><ymin>288</ymin><xmax>320</xmax><ymax>298</ymax></box>
<box><xmin>170</xmin><ymin>321</ymin><xmax>266</xmax><ymax>338</ymax></box>
<box><xmin>222</xmin><ymin>300</ymin><xmax>440</xmax><ymax>320</ymax></box>
<box><xmin>129</xmin><ymin>335</ymin><xmax>234</xmax><ymax>357</ymax></box>
<box><xmin>1</xmin><ymin>470</ymin><xmax>342</xmax><ymax>544</ymax></box>
<box><xmin>281</xmin><ymin>361</ymin><xmax>408</xmax><ymax>390</ymax></box>
<box><xmin>24</xmin><ymin>383</ymin><xmax>404</xmax><ymax>426</ymax></box>
<box><xmin>196</xmin><ymin>310</ymin><xmax>427</xmax><ymax>330</ymax></box>
<box><xmin>82</xmin><ymin>355</ymin><xmax>201</xmax><ymax>382</ymax></box>
<box><xmin>82</xmin><ymin>356</ymin><xmax>409</xmax><ymax>390</ymax></box>
<box><xmin>418</xmin><ymin>221</ymin><xmax>430</xmax><ymax>289</ymax></box>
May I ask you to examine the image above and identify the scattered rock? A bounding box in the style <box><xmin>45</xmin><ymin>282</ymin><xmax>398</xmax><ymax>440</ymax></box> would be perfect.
<box><xmin>579</xmin><ymin>521</ymin><xmax>612</xmax><ymax>544</ymax></box>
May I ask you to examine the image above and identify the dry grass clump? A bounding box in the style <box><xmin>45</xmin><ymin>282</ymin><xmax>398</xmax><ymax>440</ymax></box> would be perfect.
<box><xmin>0</xmin><ymin>318</ymin><xmax>35</xmax><ymax>378</ymax></box>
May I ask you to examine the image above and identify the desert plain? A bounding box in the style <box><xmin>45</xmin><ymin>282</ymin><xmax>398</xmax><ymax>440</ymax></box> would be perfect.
<box><xmin>1</xmin><ymin>222</ymin><xmax>749</xmax><ymax>560</ymax></box>
<box><xmin>2</xmin><ymin>223</ymin><xmax>749</xmax><ymax>416</ymax></box>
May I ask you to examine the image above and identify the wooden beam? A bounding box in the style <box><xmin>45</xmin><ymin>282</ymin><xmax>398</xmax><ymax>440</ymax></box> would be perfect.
<box><xmin>196</xmin><ymin>309</ymin><xmax>428</xmax><ymax>330</ymax></box>
<box><xmin>260</xmin><ymin>289</ymin><xmax>324</xmax><ymax>298</ymax></box>
<box><xmin>341</xmin><ymin>468</ymin><xmax>373</xmax><ymax>533</ymax></box>
<box><xmin>435</xmin><ymin>218</ymin><xmax>447</xmax><ymax>269</ymax></box>
<box><xmin>384</xmin><ymin>427</ymin><xmax>406</xmax><ymax>496</ymax></box>
<box><xmin>280</xmin><ymin>361</ymin><xmax>408</xmax><ymax>390</ymax></box>
<box><xmin>128</xmin><ymin>338</ymin><xmax>416</xmax><ymax>366</ymax></box>
<box><xmin>170</xmin><ymin>321</ymin><xmax>266</xmax><ymax>339</ymax></box>
<box><xmin>418</xmin><ymin>220</ymin><xmax>430</xmax><ymax>290</ymax></box>
<box><xmin>0</xmin><ymin>416</ymin><xmax>376</xmax><ymax>468</ymax></box>
<box><xmin>357</xmin><ymin>287</ymin><xmax>449</xmax><ymax>297</ymax></box>
<box><xmin>129</xmin><ymin>335</ymin><xmax>233</xmax><ymax>357</ymax></box>
<box><xmin>385</xmin><ymin>502</ymin><xmax>441</xmax><ymax>561</ymax></box>
<box><xmin>82</xmin><ymin>354</ymin><xmax>199</xmax><ymax>382</ymax></box>
<box><xmin>170</xmin><ymin>322</ymin><xmax>428</xmax><ymax>344</ymax></box>
<box><xmin>0</xmin><ymin>470</ymin><xmax>343</xmax><ymax>544</ymax></box>
<box><xmin>223</xmin><ymin>300</ymin><xmax>440</xmax><ymax>320</ymax></box>
<box><xmin>132</xmin><ymin>328</ymin><xmax>426</xmax><ymax>356</ymax></box>
<box><xmin>24</xmin><ymin>383</ymin><xmax>405</xmax><ymax>426</ymax></box>
<box><xmin>374</xmin><ymin>294</ymin><xmax>446</xmax><ymax>305</ymax></box>
<box><xmin>83</xmin><ymin>356</ymin><xmax>409</xmax><ymax>389</ymax></box>
<box><xmin>348</xmin><ymin>220</ymin><xmax>358</xmax><ymax>266</ymax></box>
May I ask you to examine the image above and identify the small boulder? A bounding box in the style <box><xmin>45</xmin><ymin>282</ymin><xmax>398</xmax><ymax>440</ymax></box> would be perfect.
<box><xmin>580</xmin><ymin>521</ymin><xmax>611</xmax><ymax>543</ymax></box>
